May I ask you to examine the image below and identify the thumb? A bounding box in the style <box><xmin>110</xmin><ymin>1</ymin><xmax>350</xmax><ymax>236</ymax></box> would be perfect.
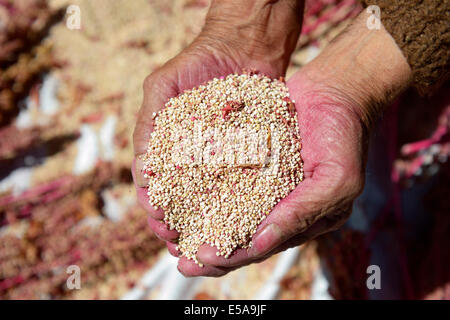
<box><xmin>133</xmin><ymin>72</ymin><xmax>177</xmax><ymax>187</ymax></box>
<box><xmin>248</xmin><ymin>162</ymin><xmax>351</xmax><ymax>258</ymax></box>
<box><xmin>196</xmin><ymin>167</ymin><xmax>346</xmax><ymax>268</ymax></box>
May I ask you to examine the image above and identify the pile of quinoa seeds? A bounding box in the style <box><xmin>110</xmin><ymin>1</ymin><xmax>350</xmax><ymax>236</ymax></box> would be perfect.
<box><xmin>142</xmin><ymin>72</ymin><xmax>303</xmax><ymax>266</ymax></box>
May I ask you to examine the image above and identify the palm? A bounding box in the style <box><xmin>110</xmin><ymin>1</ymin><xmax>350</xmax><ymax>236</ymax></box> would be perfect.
<box><xmin>259</xmin><ymin>71</ymin><xmax>366</xmax><ymax>240</ymax></box>
<box><xmin>157</xmin><ymin>51</ymin><xmax>239</xmax><ymax>102</ymax></box>
<box><xmin>187</xmin><ymin>69</ymin><xmax>367</xmax><ymax>276</ymax></box>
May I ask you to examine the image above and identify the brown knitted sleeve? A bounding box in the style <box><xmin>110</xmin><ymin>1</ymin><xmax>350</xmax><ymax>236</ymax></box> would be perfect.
<box><xmin>362</xmin><ymin>0</ymin><xmax>450</xmax><ymax>95</ymax></box>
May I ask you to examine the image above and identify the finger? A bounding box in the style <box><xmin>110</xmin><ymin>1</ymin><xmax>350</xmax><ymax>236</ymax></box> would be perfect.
<box><xmin>261</xmin><ymin>214</ymin><xmax>339</xmax><ymax>256</ymax></box>
<box><xmin>199</xmin><ymin>209</ymin><xmax>346</xmax><ymax>269</ymax></box>
<box><xmin>251</xmin><ymin>200</ymin><xmax>352</xmax><ymax>258</ymax></box>
<box><xmin>195</xmin><ymin>225</ymin><xmax>310</xmax><ymax>269</ymax></box>
<box><xmin>196</xmin><ymin>197</ymin><xmax>329</xmax><ymax>268</ymax></box>
<box><xmin>177</xmin><ymin>256</ymin><xmax>232</xmax><ymax>278</ymax></box>
<box><xmin>248</xmin><ymin>127</ymin><xmax>361</xmax><ymax>256</ymax></box>
<box><xmin>197</xmin><ymin>245</ymin><xmax>251</xmax><ymax>268</ymax></box>
<box><xmin>133</xmin><ymin>72</ymin><xmax>177</xmax><ymax>156</ymax></box>
<box><xmin>134</xmin><ymin>156</ymin><xmax>149</xmax><ymax>188</ymax></box>
<box><xmin>261</xmin><ymin>207</ymin><xmax>352</xmax><ymax>259</ymax></box>
<box><xmin>136</xmin><ymin>187</ymin><xmax>165</xmax><ymax>220</ymax></box>
<box><xmin>196</xmin><ymin>177</ymin><xmax>321</xmax><ymax>267</ymax></box>
<box><xmin>247</xmin><ymin>178</ymin><xmax>319</xmax><ymax>258</ymax></box>
<box><xmin>200</xmin><ymin>172</ymin><xmax>340</xmax><ymax>267</ymax></box>
<box><xmin>166</xmin><ymin>241</ymin><xmax>181</xmax><ymax>257</ymax></box>
<box><xmin>133</xmin><ymin>72</ymin><xmax>173</xmax><ymax>187</ymax></box>
<box><xmin>132</xmin><ymin>159</ymin><xmax>165</xmax><ymax>220</ymax></box>
<box><xmin>147</xmin><ymin>216</ymin><xmax>179</xmax><ymax>242</ymax></box>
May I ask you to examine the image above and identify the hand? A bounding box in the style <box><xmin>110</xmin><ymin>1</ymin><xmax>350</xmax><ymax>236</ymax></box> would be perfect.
<box><xmin>133</xmin><ymin>9</ymin><xmax>411</xmax><ymax>277</ymax></box>
<box><xmin>133</xmin><ymin>0</ymin><xmax>304</xmax><ymax>276</ymax></box>
<box><xmin>135</xmin><ymin>62</ymin><xmax>368</xmax><ymax>277</ymax></box>
<box><xmin>189</xmin><ymin>11</ymin><xmax>412</xmax><ymax>276</ymax></box>
<box><xmin>190</xmin><ymin>64</ymin><xmax>368</xmax><ymax>275</ymax></box>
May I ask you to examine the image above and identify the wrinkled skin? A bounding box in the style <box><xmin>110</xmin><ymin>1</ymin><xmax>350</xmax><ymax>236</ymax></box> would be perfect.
<box><xmin>132</xmin><ymin>38</ymin><xmax>367</xmax><ymax>277</ymax></box>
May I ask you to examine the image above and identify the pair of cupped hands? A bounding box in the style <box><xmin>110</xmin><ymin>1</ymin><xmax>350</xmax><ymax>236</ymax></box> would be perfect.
<box><xmin>132</xmin><ymin>2</ymin><xmax>410</xmax><ymax>277</ymax></box>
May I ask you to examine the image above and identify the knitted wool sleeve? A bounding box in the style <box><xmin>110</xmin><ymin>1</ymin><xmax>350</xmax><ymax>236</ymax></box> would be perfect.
<box><xmin>362</xmin><ymin>0</ymin><xmax>450</xmax><ymax>95</ymax></box>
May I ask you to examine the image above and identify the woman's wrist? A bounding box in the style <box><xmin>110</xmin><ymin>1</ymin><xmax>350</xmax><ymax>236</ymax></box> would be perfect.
<box><xmin>302</xmin><ymin>10</ymin><xmax>412</xmax><ymax>129</ymax></box>
<box><xmin>198</xmin><ymin>0</ymin><xmax>304</xmax><ymax>77</ymax></box>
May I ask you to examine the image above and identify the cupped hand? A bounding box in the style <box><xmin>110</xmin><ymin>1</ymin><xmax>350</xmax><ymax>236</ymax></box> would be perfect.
<box><xmin>133</xmin><ymin>0</ymin><xmax>304</xmax><ymax>276</ymax></box>
<box><xmin>133</xmin><ymin>7</ymin><xmax>411</xmax><ymax>277</ymax></box>
<box><xmin>190</xmin><ymin>64</ymin><xmax>368</xmax><ymax>276</ymax></box>
<box><xmin>133</xmin><ymin>55</ymin><xmax>368</xmax><ymax>276</ymax></box>
<box><xmin>187</xmin><ymin>8</ymin><xmax>412</xmax><ymax>276</ymax></box>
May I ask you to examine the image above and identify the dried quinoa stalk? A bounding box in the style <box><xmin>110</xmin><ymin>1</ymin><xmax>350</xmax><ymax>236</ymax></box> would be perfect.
<box><xmin>0</xmin><ymin>0</ymin><xmax>64</xmax><ymax>67</ymax></box>
<box><xmin>0</xmin><ymin>42</ymin><xmax>57</xmax><ymax>126</ymax></box>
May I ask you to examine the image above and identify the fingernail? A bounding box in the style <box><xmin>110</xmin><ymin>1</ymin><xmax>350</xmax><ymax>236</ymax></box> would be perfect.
<box><xmin>249</xmin><ymin>224</ymin><xmax>283</xmax><ymax>257</ymax></box>
<box><xmin>135</xmin><ymin>156</ymin><xmax>149</xmax><ymax>187</ymax></box>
